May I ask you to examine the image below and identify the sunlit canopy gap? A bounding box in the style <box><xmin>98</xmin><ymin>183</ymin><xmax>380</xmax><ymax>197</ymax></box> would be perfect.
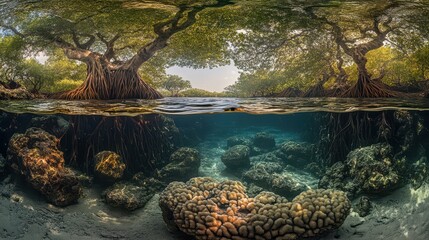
<box><xmin>1</xmin><ymin>0</ymin><xmax>429</xmax><ymax>99</ymax></box>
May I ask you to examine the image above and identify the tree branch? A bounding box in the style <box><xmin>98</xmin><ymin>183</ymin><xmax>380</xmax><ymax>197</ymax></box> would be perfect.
<box><xmin>125</xmin><ymin>0</ymin><xmax>233</xmax><ymax>70</ymax></box>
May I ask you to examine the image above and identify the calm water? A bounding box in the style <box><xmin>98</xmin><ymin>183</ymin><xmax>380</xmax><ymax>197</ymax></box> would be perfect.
<box><xmin>1</xmin><ymin>98</ymin><xmax>429</xmax><ymax>239</ymax></box>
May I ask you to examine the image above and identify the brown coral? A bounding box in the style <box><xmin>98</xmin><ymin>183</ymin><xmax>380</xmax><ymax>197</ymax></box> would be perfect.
<box><xmin>159</xmin><ymin>177</ymin><xmax>351</xmax><ymax>240</ymax></box>
<box><xmin>7</xmin><ymin>128</ymin><xmax>82</xmax><ymax>206</ymax></box>
<box><xmin>94</xmin><ymin>151</ymin><xmax>126</xmax><ymax>182</ymax></box>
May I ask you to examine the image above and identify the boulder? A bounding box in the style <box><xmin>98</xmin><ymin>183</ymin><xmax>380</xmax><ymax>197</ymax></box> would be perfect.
<box><xmin>7</xmin><ymin>128</ymin><xmax>82</xmax><ymax>206</ymax></box>
<box><xmin>221</xmin><ymin>145</ymin><xmax>250</xmax><ymax>170</ymax></box>
<box><xmin>276</xmin><ymin>141</ymin><xmax>314</xmax><ymax>166</ymax></box>
<box><xmin>102</xmin><ymin>177</ymin><xmax>164</xmax><ymax>211</ymax></box>
<box><xmin>252</xmin><ymin>132</ymin><xmax>276</xmax><ymax>150</ymax></box>
<box><xmin>243</xmin><ymin>162</ymin><xmax>308</xmax><ymax>198</ymax></box>
<box><xmin>226</xmin><ymin>136</ymin><xmax>251</xmax><ymax>148</ymax></box>
<box><xmin>157</xmin><ymin>147</ymin><xmax>200</xmax><ymax>182</ymax></box>
<box><xmin>319</xmin><ymin>143</ymin><xmax>403</xmax><ymax>196</ymax></box>
<box><xmin>347</xmin><ymin>143</ymin><xmax>400</xmax><ymax>193</ymax></box>
<box><xmin>94</xmin><ymin>151</ymin><xmax>126</xmax><ymax>183</ymax></box>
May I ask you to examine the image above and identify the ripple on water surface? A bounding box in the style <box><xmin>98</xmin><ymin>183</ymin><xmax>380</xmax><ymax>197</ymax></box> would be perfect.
<box><xmin>1</xmin><ymin>97</ymin><xmax>429</xmax><ymax>116</ymax></box>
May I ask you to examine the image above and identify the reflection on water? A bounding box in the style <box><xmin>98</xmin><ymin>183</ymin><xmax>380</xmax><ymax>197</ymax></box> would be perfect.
<box><xmin>2</xmin><ymin>97</ymin><xmax>429</xmax><ymax>116</ymax></box>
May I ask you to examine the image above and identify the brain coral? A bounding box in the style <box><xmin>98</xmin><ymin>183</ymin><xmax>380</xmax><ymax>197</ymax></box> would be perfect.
<box><xmin>159</xmin><ymin>177</ymin><xmax>351</xmax><ymax>240</ymax></box>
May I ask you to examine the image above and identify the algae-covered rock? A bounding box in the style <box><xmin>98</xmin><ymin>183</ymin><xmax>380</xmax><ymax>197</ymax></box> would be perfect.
<box><xmin>102</xmin><ymin>177</ymin><xmax>164</xmax><ymax>211</ymax></box>
<box><xmin>320</xmin><ymin>143</ymin><xmax>402</xmax><ymax>196</ymax></box>
<box><xmin>253</xmin><ymin>132</ymin><xmax>276</xmax><ymax>150</ymax></box>
<box><xmin>160</xmin><ymin>177</ymin><xmax>351</xmax><ymax>240</ymax></box>
<box><xmin>243</xmin><ymin>162</ymin><xmax>309</xmax><ymax>198</ymax></box>
<box><xmin>94</xmin><ymin>151</ymin><xmax>126</xmax><ymax>183</ymax></box>
<box><xmin>276</xmin><ymin>141</ymin><xmax>315</xmax><ymax>166</ymax></box>
<box><xmin>226</xmin><ymin>136</ymin><xmax>251</xmax><ymax>148</ymax></box>
<box><xmin>221</xmin><ymin>144</ymin><xmax>250</xmax><ymax>170</ymax></box>
<box><xmin>318</xmin><ymin>162</ymin><xmax>358</xmax><ymax>196</ymax></box>
<box><xmin>347</xmin><ymin>143</ymin><xmax>399</xmax><ymax>193</ymax></box>
<box><xmin>7</xmin><ymin>128</ymin><xmax>82</xmax><ymax>206</ymax></box>
<box><xmin>157</xmin><ymin>147</ymin><xmax>200</xmax><ymax>182</ymax></box>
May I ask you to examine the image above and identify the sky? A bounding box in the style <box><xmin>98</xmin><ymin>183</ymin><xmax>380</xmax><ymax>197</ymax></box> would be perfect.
<box><xmin>166</xmin><ymin>63</ymin><xmax>240</xmax><ymax>92</ymax></box>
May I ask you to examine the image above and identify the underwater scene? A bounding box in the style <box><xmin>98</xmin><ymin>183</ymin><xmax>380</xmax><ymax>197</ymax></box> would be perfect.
<box><xmin>2</xmin><ymin>0</ymin><xmax>429</xmax><ymax>239</ymax></box>
<box><xmin>0</xmin><ymin>98</ymin><xmax>429</xmax><ymax>240</ymax></box>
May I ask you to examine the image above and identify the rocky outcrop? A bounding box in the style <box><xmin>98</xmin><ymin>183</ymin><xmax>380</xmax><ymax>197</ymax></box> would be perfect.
<box><xmin>221</xmin><ymin>145</ymin><xmax>250</xmax><ymax>170</ymax></box>
<box><xmin>253</xmin><ymin>132</ymin><xmax>276</xmax><ymax>150</ymax></box>
<box><xmin>7</xmin><ymin>128</ymin><xmax>82</xmax><ymax>206</ymax></box>
<box><xmin>94</xmin><ymin>151</ymin><xmax>126</xmax><ymax>183</ymax></box>
<box><xmin>320</xmin><ymin>143</ymin><xmax>404</xmax><ymax>196</ymax></box>
<box><xmin>157</xmin><ymin>147</ymin><xmax>201</xmax><ymax>182</ymax></box>
<box><xmin>243</xmin><ymin>162</ymin><xmax>309</xmax><ymax>198</ymax></box>
<box><xmin>276</xmin><ymin>141</ymin><xmax>315</xmax><ymax>166</ymax></box>
<box><xmin>102</xmin><ymin>176</ymin><xmax>164</xmax><ymax>211</ymax></box>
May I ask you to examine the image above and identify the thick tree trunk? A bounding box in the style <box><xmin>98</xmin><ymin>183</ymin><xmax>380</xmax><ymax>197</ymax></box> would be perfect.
<box><xmin>58</xmin><ymin>57</ymin><xmax>162</xmax><ymax>100</ymax></box>
<box><xmin>341</xmin><ymin>63</ymin><xmax>396</xmax><ymax>98</ymax></box>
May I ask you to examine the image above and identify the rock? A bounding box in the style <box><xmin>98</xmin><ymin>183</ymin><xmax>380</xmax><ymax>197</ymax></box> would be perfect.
<box><xmin>320</xmin><ymin>143</ymin><xmax>403</xmax><ymax>196</ymax></box>
<box><xmin>0</xmin><ymin>84</ymin><xmax>34</xmax><ymax>100</ymax></box>
<box><xmin>157</xmin><ymin>147</ymin><xmax>201</xmax><ymax>182</ymax></box>
<box><xmin>7</xmin><ymin>128</ymin><xmax>82</xmax><ymax>206</ymax></box>
<box><xmin>94</xmin><ymin>151</ymin><xmax>126</xmax><ymax>183</ymax></box>
<box><xmin>221</xmin><ymin>145</ymin><xmax>250</xmax><ymax>170</ymax></box>
<box><xmin>243</xmin><ymin>162</ymin><xmax>308</xmax><ymax>198</ymax></box>
<box><xmin>102</xmin><ymin>177</ymin><xmax>164</xmax><ymax>211</ymax></box>
<box><xmin>276</xmin><ymin>141</ymin><xmax>314</xmax><ymax>166</ymax></box>
<box><xmin>355</xmin><ymin>196</ymin><xmax>372</xmax><ymax>217</ymax></box>
<box><xmin>252</xmin><ymin>132</ymin><xmax>276</xmax><ymax>150</ymax></box>
<box><xmin>347</xmin><ymin>143</ymin><xmax>400</xmax><ymax>193</ymax></box>
<box><xmin>226</xmin><ymin>136</ymin><xmax>251</xmax><ymax>148</ymax></box>
<box><xmin>30</xmin><ymin>116</ymin><xmax>70</xmax><ymax>138</ymax></box>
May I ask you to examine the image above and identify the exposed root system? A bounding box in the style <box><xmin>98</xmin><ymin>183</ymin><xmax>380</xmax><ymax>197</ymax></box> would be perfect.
<box><xmin>341</xmin><ymin>73</ymin><xmax>398</xmax><ymax>98</ymax></box>
<box><xmin>56</xmin><ymin>59</ymin><xmax>162</xmax><ymax>100</ymax></box>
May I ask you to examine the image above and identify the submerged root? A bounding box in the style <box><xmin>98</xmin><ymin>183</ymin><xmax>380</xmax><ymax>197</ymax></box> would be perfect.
<box><xmin>317</xmin><ymin>111</ymin><xmax>395</xmax><ymax>166</ymax></box>
<box><xmin>63</xmin><ymin>115</ymin><xmax>177</xmax><ymax>175</ymax></box>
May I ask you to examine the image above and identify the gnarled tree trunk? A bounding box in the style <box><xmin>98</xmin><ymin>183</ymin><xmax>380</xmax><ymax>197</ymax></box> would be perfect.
<box><xmin>341</xmin><ymin>56</ymin><xmax>396</xmax><ymax>98</ymax></box>
<box><xmin>59</xmin><ymin>56</ymin><xmax>161</xmax><ymax>100</ymax></box>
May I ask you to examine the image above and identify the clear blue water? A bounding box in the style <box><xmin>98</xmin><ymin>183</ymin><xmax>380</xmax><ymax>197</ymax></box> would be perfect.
<box><xmin>1</xmin><ymin>98</ymin><xmax>429</xmax><ymax>239</ymax></box>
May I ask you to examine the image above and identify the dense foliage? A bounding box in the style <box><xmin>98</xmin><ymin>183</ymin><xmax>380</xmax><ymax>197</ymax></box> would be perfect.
<box><xmin>1</xmin><ymin>0</ymin><xmax>429</xmax><ymax>97</ymax></box>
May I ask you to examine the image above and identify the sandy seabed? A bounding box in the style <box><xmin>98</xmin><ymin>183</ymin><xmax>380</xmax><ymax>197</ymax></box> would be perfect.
<box><xmin>1</xmin><ymin>175</ymin><xmax>428</xmax><ymax>240</ymax></box>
